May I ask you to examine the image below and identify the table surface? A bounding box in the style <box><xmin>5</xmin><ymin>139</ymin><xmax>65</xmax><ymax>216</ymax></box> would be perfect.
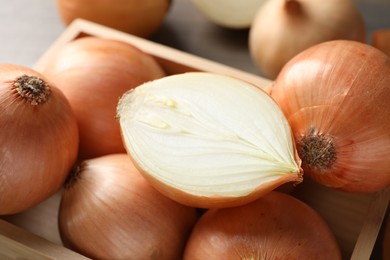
<box><xmin>0</xmin><ymin>0</ymin><xmax>389</xmax><ymax>78</ymax></box>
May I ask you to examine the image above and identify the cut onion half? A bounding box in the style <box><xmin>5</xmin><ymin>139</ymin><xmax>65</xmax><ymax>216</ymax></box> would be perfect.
<box><xmin>117</xmin><ymin>72</ymin><xmax>302</xmax><ymax>208</ymax></box>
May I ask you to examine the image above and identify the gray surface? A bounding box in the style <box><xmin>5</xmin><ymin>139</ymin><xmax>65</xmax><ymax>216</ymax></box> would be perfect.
<box><xmin>0</xmin><ymin>0</ymin><xmax>389</xmax><ymax>77</ymax></box>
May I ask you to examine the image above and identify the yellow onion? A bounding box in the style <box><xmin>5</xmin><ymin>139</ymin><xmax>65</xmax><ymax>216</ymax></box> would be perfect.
<box><xmin>184</xmin><ymin>191</ymin><xmax>341</xmax><ymax>259</ymax></box>
<box><xmin>58</xmin><ymin>154</ymin><xmax>197</xmax><ymax>259</ymax></box>
<box><xmin>42</xmin><ymin>36</ymin><xmax>166</xmax><ymax>160</ymax></box>
<box><xmin>372</xmin><ymin>29</ymin><xmax>390</xmax><ymax>57</ymax></box>
<box><xmin>56</xmin><ymin>0</ymin><xmax>172</xmax><ymax>38</ymax></box>
<box><xmin>117</xmin><ymin>72</ymin><xmax>302</xmax><ymax>208</ymax></box>
<box><xmin>270</xmin><ymin>40</ymin><xmax>390</xmax><ymax>193</ymax></box>
<box><xmin>191</xmin><ymin>0</ymin><xmax>266</xmax><ymax>29</ymax></box>
<box><xmin>0</xmin><ymin>64</ymin><xmax>78</xmax><ymax>215</ymax></box>
<box><xmin>249</xmin><ymin>0</ymin><xmax>365</xmax><ymax>79</ymax></box>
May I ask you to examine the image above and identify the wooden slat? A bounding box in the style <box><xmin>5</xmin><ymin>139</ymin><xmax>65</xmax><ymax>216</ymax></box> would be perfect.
<box><xmin>351</xmin><ymin>187</ymin><xmax>390</xmax><ymax>260</ymax></box>
<box><xmin>0</xmin><ymin>220</ymin><xmax>89</xmax><ymax>259</ymax></box>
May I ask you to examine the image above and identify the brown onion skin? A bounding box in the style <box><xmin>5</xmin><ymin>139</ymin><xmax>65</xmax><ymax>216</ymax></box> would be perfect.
<box><xmin>183</xmin><ymin>191</ymin><xmax>341</xmax><ymax>259</ymax></box>
<box><xmin>134</xmin><ymin>163</ymin><xmax>301</xmax><ymax>209</ymax></box>
<box><xmin>42</xmin><ymin>36</ymin><xmax>166</xmax><ymax>160</ymax></box>
<box><xmin>58</xmin><ymin>154</ymin><xmax>198</xmax><ymax>260</ymax></box>
<box><xmin>372</xmin><ymin>29</ymin><xmax>390</xmax><ymax>57</ymax></box>
<box><xmin>270</xmin><ymin>40</ymin><xmax>390</xmax><ymax>193</ymax></box>
<box><xmin>56</xmin><ymin>0</ymin><xmax>171</xmax><ymax>38</ymax></box>
<box><xmin>249</xmin><ymin>0</ymin><xmax>366</xmax><ymax>79</ymax></box>
<box><xmin>0</xmin><ymin>64</ymin><xmax>79</xmax><ymax>215</ymax></box>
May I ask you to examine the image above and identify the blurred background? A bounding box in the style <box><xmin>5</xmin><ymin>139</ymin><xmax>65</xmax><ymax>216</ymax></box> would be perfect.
<box><xmin>0</xmin><ymin>0</ymin><xmax>389</xmax><ymax>77</ymax></box>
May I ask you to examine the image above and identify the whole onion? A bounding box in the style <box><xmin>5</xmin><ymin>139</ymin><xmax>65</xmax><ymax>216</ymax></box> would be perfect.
<box><xmin>0</xmin><ymin>64</ymin><xmax>78</xmax><ymax>215</ymax></box>
<box><xmin>58</xmin><ymin>154</ymin><xmax>198</xmax><ymax>259</ymax></box>
<box><xmin>184</xmin><ymin>191</ymin><xmax>341</xmax><ymax>259</ymax></box>
<box><xmin>249</xmin><ymin>0</ymin><xmax>366</xmax><ymax>79</ymax></box>
<box><xmin>56</xmin><ymin>0</ymin><xmax>172</xmax><ymax>38</ymax></box>
<box><xmin>42</xmin><ymin>36</ymin><xmax>166</xmax><ymax>160</ymax></box>
<box><xmin>270</xmin><ymin>40</ymin><xmax>390</xmax><ymax>192</ymax></box>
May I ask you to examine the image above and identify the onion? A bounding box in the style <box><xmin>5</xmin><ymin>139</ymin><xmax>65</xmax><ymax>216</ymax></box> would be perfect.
<box><xmin>58</xmin><ymin>153</ymin><xmax>198</xmax><ymax>260</ymax></box>
<box><xmin>249</xmin><ymin>0</ymin><xmax>366</xmax><ymax>79</ymax></box>
<box><xmin>269</xmin><ymin>40</ymin><xmax>390</xmax><ymax>193</ymax></box>
<box><xmin>56</xmin><ymin>0</ymin><xmax>172</xmax><ymax>38</ymax></box>
<box><xmin>42</xmin><ymin>36</ymin><xmax>166</xmax><ymax>160</ymax></box>
<box><xmin>117</xmin><ymin>72</ymin><xmax>302</xmax><ymax>208</ymax></box>
<box><xmin>191</xmin><ymin>0</ymin><xmax>266</xmax><ymax>29</ymax></box>
<box><xmin>0</xmin><ymin>64</ymin><xmax>78</xmax><ymax>215</ymax></box>
<box><xmin>183</xmin><ymin>191</ymin><xmax>341</xmax><ymax>259</ymax></box>
<box><xmin>372</xmin><ymin>29</ymin><xmax>390</xmax><ymax>57</ymax></box>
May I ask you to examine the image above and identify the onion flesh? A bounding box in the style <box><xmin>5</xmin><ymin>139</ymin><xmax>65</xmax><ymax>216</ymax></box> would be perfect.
<box><xmin>117</xmin><ymin>72</ymin><xmax>302</xmax><ymax>208</ymax></box>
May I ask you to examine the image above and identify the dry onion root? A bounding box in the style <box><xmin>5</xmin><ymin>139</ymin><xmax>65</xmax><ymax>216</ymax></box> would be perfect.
<box><xmin>42</xmin><ymin>36</ymin><xmax>166</xmax><ymax>160</ymax></box>
<box><xmin>183</xmin><ymin>191</ymin><xmax>342</xmax><ymax>259</ymax></box>
<box><xmin>0</xmin><ymin>64</ymin><xmax>78</xmax><ymax>215</ymax></box>
<box><xmin>249</xmin><ymin>0</ymin><xmax>366</xmax><ymax>79</ymax></box>
<box><xmin>117</xmin><ymin>72</ymin><xmax>302</xmax><ymax>208</ymax></box>
<box><xmin>270</xmin><ymin>40</ymin><xmax>390</xmax><ymax>193</ymax></box>
<box><xmin>58</xmin><ymin>154</ymin><xmax>198</xmax><ymax>260</ymax></box>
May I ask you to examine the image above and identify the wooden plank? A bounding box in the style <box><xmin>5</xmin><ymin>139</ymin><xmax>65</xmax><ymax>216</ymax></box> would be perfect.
<box><xmin>351</xmin><ymin>187</ymin><xmax>390</xmax><ymax>260</ymax></box>
<box><xmin>34</xmin><ymin>19</ymin><xmax>273</xmax><ymax>89</ymax></box>
<box><xmin>0</xmin><ymin>220</ymin><xmax>89</xmax><ymax>259</ymax></box>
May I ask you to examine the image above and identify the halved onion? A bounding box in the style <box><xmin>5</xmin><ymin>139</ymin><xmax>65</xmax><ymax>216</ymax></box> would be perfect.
<box><xmin>117</xmin><ymin>72</ymin><xmax>302</xmax><ymax>208</ymax></box>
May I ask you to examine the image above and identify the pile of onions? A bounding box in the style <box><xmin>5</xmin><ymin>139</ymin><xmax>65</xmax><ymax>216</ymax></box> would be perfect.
<box><xmin>117</xmin><ymin>72</ymin><xmax>302</xmax><ymax>208</ymax></box>
<box><xmin>58</xmin><ymin>154</ymin><xmax>198</xmax><ymax>259</ymax></box>
<box><xmin>191</xmin><ymin>0</ymin><xmax>266</xmax><ymax>29</ymax></box>
<box><xmin>249</xmin><ymin>0</ymin><xmax>366</xmax><ymax>79</ymax></box>
<box><xmin>0</xmin><ymin>64</ymin><xmax>78</xmax><ymax>215</ymax></box>
<box><xmin>42</xmin><ymin>36</ymin><xmax>166</xmax><ymax>160</ymax></box>
<box><xmin>56</xmin><ymin>0</ymin><xmax>172</xmax><ymax>38</ymax></box>
<box><xmin>269</xmin><ymin>40</ymin><xmax>390</xmax><ymax>193</ymax></box>
<box><xmin>183</xmin><ymin>191</ymin><xmax>341</xmax><ymax>259</ymax></box>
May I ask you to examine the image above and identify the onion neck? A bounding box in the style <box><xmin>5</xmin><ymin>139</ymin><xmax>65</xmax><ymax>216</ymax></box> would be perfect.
<box><xmin>13</xmin><ymin>75</ymin><xmax>51</xmax><ymax>105</ymax></box>
<box><xmin>284</xmin><ymin>0</ymin><xmax>303</xmax><ymax>16</ymax></box>
<box><xmin>297</xmin><ymin>128</ymin><xmax>337</xmax><ymax>172</ymax></box>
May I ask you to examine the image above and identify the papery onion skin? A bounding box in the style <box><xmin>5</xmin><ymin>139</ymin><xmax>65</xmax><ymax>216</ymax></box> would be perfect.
<box><xmin>117</xmin><ymin>72</ymin><xmax>302</xmax><ymax>209</ymax></box>
<box><xmin>183</xmin><ymin>191</ymin><xmax>341</xmax><ymax>260</ymax></box>
<box><xmin>42</xmin><ymin>36</ymin><xmax>166</xmax><ymax>160</ymax></box>
<box><xmin>270</xmin><ymin>40</ymin><xmax>390</xmax><ymax>193</ymax></box>
<box><xmin>58</xmin><ymin>154</ymin><xmax>198</xmax><ymax>260</ymax></box>
<box><xmin>191</xmin><ymin>0</ymin><xmax>267</xmax><ymax>29</ymax></box>
<box><xmin>0</xmin><ymin>64</ymin><xmax>79</xmax><ymax>215</ymax></box>
<box><xmin>56</xmin><ymin>0</ymin><xmax>171</xmax><ymax>38</ymax></box>
<box><xmin>249</xmin><ymin>0</ymin><xmax>366</xmax><ymax>79</ymax></box>
<box><xmin>372</xmin><ymin>29</ymin><xmax>390</xmax><ymax>57</ymax></box>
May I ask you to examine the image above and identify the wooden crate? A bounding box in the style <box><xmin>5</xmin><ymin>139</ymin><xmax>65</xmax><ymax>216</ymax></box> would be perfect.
<box><xmin>1</xmin><ymin>19</ymin><xmax>389</xmax><ymax>260</ymax></box>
